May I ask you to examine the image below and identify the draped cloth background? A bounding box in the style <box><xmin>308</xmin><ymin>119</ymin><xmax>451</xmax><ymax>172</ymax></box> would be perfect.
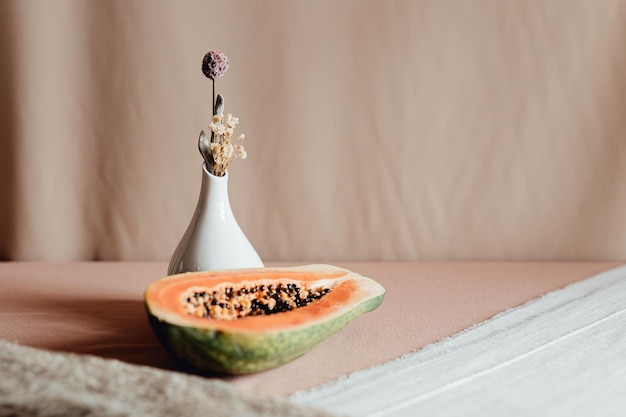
<box><xmin>1</xmin><ymin>0</ymin><xmax>625</xmax><ymax>262</ymax></box>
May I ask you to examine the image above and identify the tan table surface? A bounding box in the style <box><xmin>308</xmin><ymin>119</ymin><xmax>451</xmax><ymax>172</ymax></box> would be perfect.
<box><xmin>0</xmin><ymin>261</ymin><xmax>620</xmax><ymax>396</ymax></box>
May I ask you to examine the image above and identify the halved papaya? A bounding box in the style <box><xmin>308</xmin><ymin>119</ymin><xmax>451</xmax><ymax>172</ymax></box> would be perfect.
<box><xmin>145</xmin><ymin>264</ymin><xmax>385</xmax><ymax>374</ymax></box>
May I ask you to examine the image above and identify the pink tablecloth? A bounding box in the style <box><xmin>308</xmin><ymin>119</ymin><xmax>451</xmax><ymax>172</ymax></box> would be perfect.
<box><xmin>0</xmin><ymin>261</ymin><xmax>619</xmax><ymax>395</ymax></box>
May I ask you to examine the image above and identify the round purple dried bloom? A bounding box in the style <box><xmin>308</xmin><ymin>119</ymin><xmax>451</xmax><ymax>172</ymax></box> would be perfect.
<box><xmin>202</xmin><ymin>50</ymin><xmax>229</xmax><ymax>79</ymax></box>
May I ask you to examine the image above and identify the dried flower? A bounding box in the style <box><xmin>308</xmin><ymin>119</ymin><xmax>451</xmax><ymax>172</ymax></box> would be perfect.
<box><xmin>207</xmin><ymin>110</ymin><xmax>247</xmax><ymax>176</ymax></box>
<box><xmin>225</xmin><ymin>114</ymin><xmax>239</xmax><ymax>128</ymax></box>
<box><xmin>202</xmin><ymin>50</ymin><xmax>229</xmax><ymax>80</ymax></box>
<box><xmin>236</xmin><ymin>145</ymin><xmax>247</xmax><ymax>160</ymax></box>
<box><xmin>198</xmin><ymin>50</ymin><xmax>249</xmax><ymax>176</ymax></box>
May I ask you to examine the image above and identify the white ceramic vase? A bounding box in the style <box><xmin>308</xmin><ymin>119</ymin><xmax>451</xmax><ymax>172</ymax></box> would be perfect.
<box><xmin>167</xmin><ymin>163</ymin><xmax>263</xmax><ymax>275</ymax></box>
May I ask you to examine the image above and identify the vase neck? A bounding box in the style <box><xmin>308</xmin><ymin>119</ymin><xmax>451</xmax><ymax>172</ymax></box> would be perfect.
<box><xmin>199</xmin><ymin>164</ymin><xmax>230</xmax><ymax>205</ymax></box>
<box><xmin>202</xmin><ymin>163</ymin><xmax>229</xmax><ymax>181</ymax></box>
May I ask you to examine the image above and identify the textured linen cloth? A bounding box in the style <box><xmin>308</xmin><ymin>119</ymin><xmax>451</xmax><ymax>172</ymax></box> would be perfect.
<box><xmin>292</xmin><ymin>264</ymin><xmax>626</xmax><ymax>416</ymax></box>
<box><xmin>0</xmin><ymin>340</ymin><xmax>337</xmax><ymax>417</ymax></box>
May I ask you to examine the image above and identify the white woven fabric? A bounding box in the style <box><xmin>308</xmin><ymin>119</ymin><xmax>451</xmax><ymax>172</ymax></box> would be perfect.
<box><xmin>292</xmin><ymin>265</ymin><xmax>626</xmax><ymax>416</ymax></box>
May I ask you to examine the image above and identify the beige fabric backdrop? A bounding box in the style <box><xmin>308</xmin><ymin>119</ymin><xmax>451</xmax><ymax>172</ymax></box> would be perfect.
<box><xmin>1</xmin><ymin>0</ymin><xmax>625</xmax><ymax>262</ymax></box>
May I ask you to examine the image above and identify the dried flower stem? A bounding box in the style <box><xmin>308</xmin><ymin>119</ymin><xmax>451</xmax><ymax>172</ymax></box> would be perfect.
<box><xmin>212</xmin><ymin>78</ymin><xmax>215</xmax><ymax>119</ymax></box>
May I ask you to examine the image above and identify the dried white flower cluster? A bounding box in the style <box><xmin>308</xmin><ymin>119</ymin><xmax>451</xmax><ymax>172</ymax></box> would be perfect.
<box><xmin>208</xmin><ymin>113</ymin><xmax>247</xmax><ymax>176</ymax></box>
